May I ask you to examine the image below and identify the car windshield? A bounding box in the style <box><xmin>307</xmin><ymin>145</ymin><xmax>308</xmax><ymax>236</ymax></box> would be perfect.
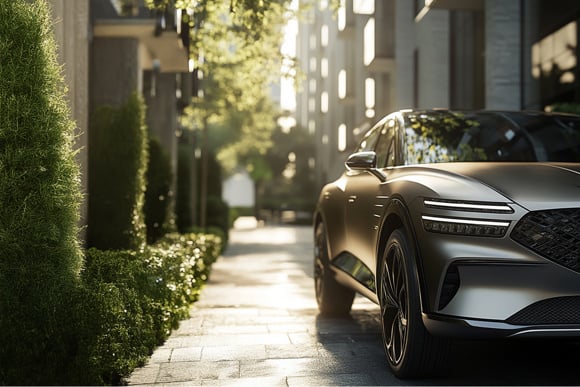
<box><xmin>403</xmin><ymin>111</ymin><xmax>580</xmax><ymax>164</ymax></box>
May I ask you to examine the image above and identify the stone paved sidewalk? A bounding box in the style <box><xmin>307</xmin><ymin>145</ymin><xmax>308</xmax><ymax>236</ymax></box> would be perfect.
<box><xmin>127</xmin><ymin>225</ymin><xmax>395</xmax><ymax>386</ymax></box>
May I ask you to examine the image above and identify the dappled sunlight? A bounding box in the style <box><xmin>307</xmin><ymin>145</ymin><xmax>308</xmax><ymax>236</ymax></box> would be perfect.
<box><xmin>229</xmin><ymin>222</ymin><xmax>310</xmax><ymax>245</ymax></box>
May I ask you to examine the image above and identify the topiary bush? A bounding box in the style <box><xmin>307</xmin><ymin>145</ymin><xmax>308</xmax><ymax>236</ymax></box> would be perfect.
<box><xmin>0</xmin><ymin>0</ymin><xmax>84</xmax><ymax>384</ymax></box>
<box><xmin>177</xmin><ymin>139</ymin><xmax>194</xmax><ymax>232</ymax></box>
<box><xmin>145</xmin><ymin>136</ymin><xmax>175</xmax><ymax>243</ymax></box>
<box><xmin>88</xmin><ymin>92</ymin><xmax>149</xmax><ymax>250</ymax></box>
<box><xmin>75</xmin><ymin>232</ymin><xmax>222</xmax><ymax>385</ymax></box>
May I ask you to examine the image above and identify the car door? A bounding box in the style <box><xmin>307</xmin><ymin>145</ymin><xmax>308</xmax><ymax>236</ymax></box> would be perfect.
<box><xmin>345</xmin><ymin>117</ymin><xmax>398</xmax><ymax>270</ymax></box>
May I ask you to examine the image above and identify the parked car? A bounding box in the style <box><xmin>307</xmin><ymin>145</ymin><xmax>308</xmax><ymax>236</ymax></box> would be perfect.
<box><xmin>313</xmin><ymin>109</ymin><xmax>580</xmax><ymax>378</ymax></box>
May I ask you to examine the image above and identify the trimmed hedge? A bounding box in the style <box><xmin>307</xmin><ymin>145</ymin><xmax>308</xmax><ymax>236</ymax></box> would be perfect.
<box><xmin>177</xmin><ymin>140</ymin><xmax>194</xmax><ymax>231</ymax></box>
<box><xmin>0</xmin><ymin>0</ymin><xmax>84</xmax><ymax>384</ymax></box>
<box><xmin>88</xmin><ymin>92</ymin><xmax>149</xmax><ymax>250</ymax></box>
<box><xmin>145</xmin><ymin>137</ymin><xmax>175</xmax><ymax>243</ymax></box>
<box><xmin>72</xmin><ymin>232</ymin><xmax>222</xmax><ymax>385</ymax></box>
<box><xmin>0</xmin><ymin>1</ymin><xmax>223</xmax><ymax>385</ymax></box>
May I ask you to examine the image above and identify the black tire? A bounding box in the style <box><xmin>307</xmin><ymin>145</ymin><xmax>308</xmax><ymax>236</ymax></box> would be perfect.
<box><xmin>314</xmin><ymin>222</ymin><xmax>355</xmax><ymax>316</ymax></box>
<box><xmin>378</xmin><ymin>229</ymin><xmax>449</xmax><ymax>378</ymax></box>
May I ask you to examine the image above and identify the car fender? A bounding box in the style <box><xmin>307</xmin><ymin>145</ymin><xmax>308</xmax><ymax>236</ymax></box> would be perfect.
<box><xmin>378</xmin><ymin>196</ymin><xmax>431</xmax><ymax>313</ymax></box>
<box><xmin>314</xmin><ymin>182</ymin><xmax>348</xmax><ymax>262</ymax></box>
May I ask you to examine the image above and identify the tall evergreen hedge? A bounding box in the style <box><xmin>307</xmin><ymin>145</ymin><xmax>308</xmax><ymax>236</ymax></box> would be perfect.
<box><xmin>145</xmin><ymin>137</ymin><xmax>175</xmax><ymax>243</ymax></box>
<box><xmin>0</xmin><ymin>0</ymin><xmax>84</xmax><ymax>383</ymax></box>
<box><xmin>88</xmin><ymin>92</ymin><xmax>149</xmax><ymax>250</ymax></box>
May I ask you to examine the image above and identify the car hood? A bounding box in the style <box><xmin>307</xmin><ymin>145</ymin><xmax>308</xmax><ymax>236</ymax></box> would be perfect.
<box><xmin>422</xmin><ymin>163</ymin><xmax>580</xmax><ymax>211</ymax></box>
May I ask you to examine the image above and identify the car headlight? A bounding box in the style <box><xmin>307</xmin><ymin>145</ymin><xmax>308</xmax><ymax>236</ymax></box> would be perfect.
<box><xmin>421</xmin><ymin>215</ymin><xmax>510</xmax><ymax>237</ymax></box>
<box><xmin>422</xmin><ymin>198</ymin><xmax>512</xmax><ymax>237</ymax></box>
<box><xmin>423</xmin><ymin>198</ymin><xmax>513</xmax><ymax>213</ymax></box>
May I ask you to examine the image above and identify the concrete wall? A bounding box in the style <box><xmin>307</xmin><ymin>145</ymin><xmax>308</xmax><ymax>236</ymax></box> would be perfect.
<box><xmin>143</xmin><ymin>71</ymin><xmax>179</xmax><ymax>192</ymax></box>
<box><xmin>48</xmin><ymin>0</ymin><xmax>90</xmax><ymax>233</ymax></box>
<box><xmin>90</xmin><ymin>37</ymin><xmax>142</xmax><ymax>108</ymax></box>
<box><xmin>416</xmin><ymin>9</ymin><xmax>450</xmax><ymax>109</ymax></box>
<box><xmin>485</xmin><ymin>0</ymin><xmax>522</xmax><ymax>109</ymax></box>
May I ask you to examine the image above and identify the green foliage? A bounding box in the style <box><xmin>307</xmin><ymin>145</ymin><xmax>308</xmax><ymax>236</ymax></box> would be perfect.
<box><xmin>261</xmin><ymin>124</ymin><xmax>318</xmax><ymax>214</ymax></box>
<box><xmin>406</xmin><ymin>111</ymin><xmax>483</xmax><ymax>163</ymax></box>
<box><xmin>73</xmin><ymin>232</ymin><xmax>222</xmax><ymax>385</ymax></box>
<box><xmin>88</xmin><ymin>92</ymin><xmax>149</xmax><ymax>250</ymax></box>
<box><xmin>145</xmin><ymin>137</ymin><xmax>175</xmax><ymax>243</ymax></box>
<box><xmin>180</xmin><ymin>0</ymin><xmax>292</xmax><ymax>176</ymax></box>
<box><xmin>549</xmin><ymin>103</ymin><xmax>580</xmax><ymax>115</ymax></box>
<box><xmin>0</xmin><ymin>0</ymin><xmax>84</xmax><ymax>384</ymax></box>
<box><xmin>177</xmin><ymin>139</ymin><xmax>195</xmax><ymax>231</ymax></box>
<box><xmin>205</xmin><ymin>195</ymin><xmax>230</xmax><ymax>246</ymax></box>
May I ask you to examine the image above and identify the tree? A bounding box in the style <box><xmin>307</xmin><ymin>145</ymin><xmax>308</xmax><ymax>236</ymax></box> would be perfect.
<box><xmin>175</xmin><ymin>0</ymin><xmax>294</xmax><ymax>226</ymax></box>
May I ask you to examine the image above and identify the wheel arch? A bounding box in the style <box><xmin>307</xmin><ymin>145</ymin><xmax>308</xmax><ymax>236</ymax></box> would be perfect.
<box><xmin>377</xmin><ymin>197</ymin><xmax>430</xmax><ymax>313</ymax></box>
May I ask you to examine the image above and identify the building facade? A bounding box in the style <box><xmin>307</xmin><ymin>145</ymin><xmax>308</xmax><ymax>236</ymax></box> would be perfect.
<box><xmin>296</xmin><ymin>0</ymin><xmax>580</xmax><ymax>188</ymax></box>
<box><xmin>47</xmin><ymin>0</ymin><xmax>193</xmax><ymax>239</ymax></box>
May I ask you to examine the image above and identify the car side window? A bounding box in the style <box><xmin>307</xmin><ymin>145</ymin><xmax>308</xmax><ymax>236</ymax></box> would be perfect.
<box><xmin>375</xmin><ymin>120</ymin><xmax>397</xmax><ymax>168</ymax></box>
<box><xmin>356</xmin><ymin>125</ymin><xmax>381</xmax><ymax>153</ymax></box>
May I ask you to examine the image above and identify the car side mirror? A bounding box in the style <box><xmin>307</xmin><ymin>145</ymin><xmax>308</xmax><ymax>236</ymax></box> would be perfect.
<box><xmin>345</xmin><ymin>151</ymin><xmax>377</xmax><ymax>170</ymax></box>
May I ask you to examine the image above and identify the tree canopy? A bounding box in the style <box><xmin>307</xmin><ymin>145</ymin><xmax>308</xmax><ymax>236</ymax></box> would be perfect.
<box><xmin>176</xmin><ymin>0</ymin><xmax>294</xmax><ymax>179</ymax></box>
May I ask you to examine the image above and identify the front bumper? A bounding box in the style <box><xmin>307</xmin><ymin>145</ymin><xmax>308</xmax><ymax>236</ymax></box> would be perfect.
<box><xmin>423</xmin><ymin>313</ymin><xmax>580</xmax><ymax>338</ymax></box>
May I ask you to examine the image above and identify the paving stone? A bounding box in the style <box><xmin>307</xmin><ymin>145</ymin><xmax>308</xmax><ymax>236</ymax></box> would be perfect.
<box><xmin>201</xmin><ymin>376</ymin><xmax>288</xmax><ymax>386</ymax></box>
<box><xmin>201</xmin><ymin>344</ymin><xmax>267</xmax><ymax>361</ymax></box>
<box><xmin>287</xmin><ymin>373</ymin><xmax>381</xmax><ymax>386</ymax></box>
<box><xmin>127</xmin><ymin>363</ymin><xmax>161</xmax><ymax>385</ymax></box>
<box><xmin>170</xmin><ymin>347</ymin><xmax>203</xmax><ymax>362</ymax></box>
<box><xmin>265</xmin><ymin>343</ymin><xmax>320</xmax><ymax>359</ymax></box>
<box><xmin>199</xmin><ymin>332</ymin><xmax>291</xmax><ymax>346</ymax></box>
<box><xmin>128</xmin><ymin>226</ymin><xmax>384</xmax><ymax>386</ymax></box>
<box><xmin>156</xmin><ymin>360</ymin><xmax>239</xmax><ymax>383</ymax></box>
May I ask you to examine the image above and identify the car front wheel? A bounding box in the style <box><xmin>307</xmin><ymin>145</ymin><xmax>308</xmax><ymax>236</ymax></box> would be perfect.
<box><xmin>379</xmin><ymin>229</ymin><xmax>449</xmax><ymax>378</ymax></box>
<box><xmin>314</xmin><ymin>222</ymin><xmax>355</xmax><ymax>316</ymax></box>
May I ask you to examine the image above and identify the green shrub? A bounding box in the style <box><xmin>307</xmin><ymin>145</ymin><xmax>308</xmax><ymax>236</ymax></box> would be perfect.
<box><xmin>75</xmin><ymin>232</ymin><xmax>222</xmax><ymax>385</ymax></box>
<box><xmin>145</xmin><ymin>137</ymin><xmax>175</xmax><ymax>243</ymax></box>
<box><xmin>88</xmin><ymin>92</ymin><xmax>149</xmax><ymax>250</ymax></box>
<box><xmin>0</xmin><ymin>0</ymin><xmax>84</xmax><ymax>384</ymax></box>
<box><xmin>177</xmin><ymin>140</ymin><xmax>194</xmax><ymax>231</ymax></box>
<box><xmin>549</xmin><ymin>102</ymin><xmax>580</xmax><ymax>115</ymax></box>
<box><xmin>206</xmin><ymin>195</ymin><xmax>230</xmax><ymax>245</ymax></box>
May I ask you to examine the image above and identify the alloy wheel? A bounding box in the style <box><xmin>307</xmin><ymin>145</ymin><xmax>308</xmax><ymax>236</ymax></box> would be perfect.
<box><xmin>380</xmin><ymin>242</ymin><xmax>409</xmax><ymax>366</ymax></box>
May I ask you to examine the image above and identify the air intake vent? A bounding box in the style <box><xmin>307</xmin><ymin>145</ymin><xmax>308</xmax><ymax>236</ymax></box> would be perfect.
<box><xmin>511</xmin><ymin>208</ymin><xmax>580</xmax><ymax>272</ymax></box>
<box><xmin>507</xmin><ymin>296</ymin><xmax>580</xmax><ymax>325</ymax></box>
<box><xmin>438</xmin><ymin>264</ymin><xmax>460</xmax><ymax>310</ymax></box>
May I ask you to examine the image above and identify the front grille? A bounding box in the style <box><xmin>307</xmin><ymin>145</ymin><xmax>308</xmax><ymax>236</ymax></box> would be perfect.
<box><xmin>511</xmin><ymin>208</ymin><xmax>580</xmax><ymax>272</ymax></box>
<box><xmin>507</xmin><ymin>296</ymin><xmax>580</xmax><ymax>325</ymax></box>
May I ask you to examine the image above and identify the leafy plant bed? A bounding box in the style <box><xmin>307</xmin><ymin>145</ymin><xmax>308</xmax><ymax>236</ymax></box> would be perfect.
<box><xmin>74</xmin><ymin>232</ymin><xmax>222</xmax><ymax>385</ymax></box>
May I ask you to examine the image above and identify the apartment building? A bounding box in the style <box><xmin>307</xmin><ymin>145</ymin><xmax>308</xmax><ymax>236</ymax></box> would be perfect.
<box><xmin>296</xmin><ymin>0</ymin><xmax>580</xmax><ymax>187</ymax></box>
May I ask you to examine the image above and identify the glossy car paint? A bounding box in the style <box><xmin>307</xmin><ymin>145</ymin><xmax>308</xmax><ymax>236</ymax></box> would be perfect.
<box><xmin>314</xmin><ymin>109</ymin><xmax>580</xmax><ymax>338</ymax></box>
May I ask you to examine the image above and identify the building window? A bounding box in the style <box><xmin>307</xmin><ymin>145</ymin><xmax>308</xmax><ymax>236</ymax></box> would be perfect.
<box><xmin>365</xmin><ymin>77</ymin><xmax>375</xmax><ymax>118</ymax></box>
<box><xmin>338</xmin><ymin>123</ymin><xmax>347</xmax><ymax>151</ymax></box>
<box><xmin>310</xmin><ymin>57</ymin><xmax>317</xmax><ymax>72</ymax></box>
<box><xmin>532</xmin><ymin>21</ymin><xmax>577</xmax><ymax>105</ymax></box>
<box><xmin>363</xmin><ymin>18</ymin><xmax>375</xmax><ymax>66</ymax></box>
<box><xmin>310</xmin><ymin>34</ymin><xmax>317</xmax><ymax>50</ymax></box>
<box><xmin>321</xmin><ymin>91</ymin><xmax>329</xmax><ymax>113</ymax></box>
<box><xmin>338</xmin><ymin>0</ymin><xmax>346</xmax><ymax>31</ymax></box>
<box><xmin>309</xmin><ymin>79</ymin><xmax>317</xmax><ymax>93</ymax></box>
<box><xmin>353</xmin><ymin>0</ymin><xmax>374</xmax><ymax>15</ymax></box>
<box><xmin>321</xmin><ymin>24</ymin><xmax>329</xmax><ymax>48</ymax></box>
<box><xmin>308</xmin><ymin>120</ymin><xmax>316</xmax><ymax>135</ymax></box>
<box><xmin>309</xmin><ymin>97</ymin><xmax>316</xmax><ymax>112</ymax></box>
<box><xmin>338</xmin><ymin>69</ymin><xmax>346</xmax><ymax>99</ymax></box>
<box><xmin>321</xmin><ymin>57</ymin><xmax>328</xmax><ymax>78</ymax></box>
